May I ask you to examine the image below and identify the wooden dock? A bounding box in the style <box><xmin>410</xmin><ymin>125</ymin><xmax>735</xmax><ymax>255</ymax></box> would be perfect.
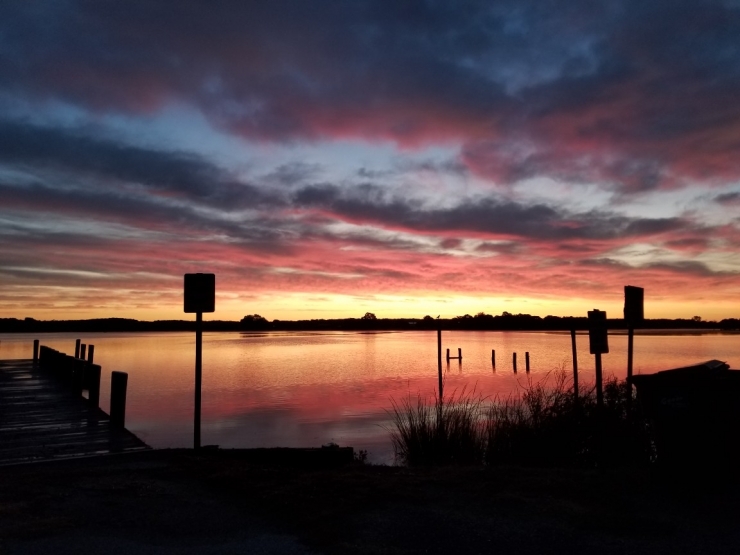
<box><xmin>0</xmin><ymin>358</ymin><xmax>149</xmax><ymax>465</ymax></box>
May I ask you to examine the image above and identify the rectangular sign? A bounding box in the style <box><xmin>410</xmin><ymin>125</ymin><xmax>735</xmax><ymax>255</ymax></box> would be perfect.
<box><xmin>623</xmin><ymin>285</ymin><xmax>644</xmax><ymax>325</ymax></box>
<box><xmin>184</xmin><ymin>273</ymin><xmax>215</xmax><ymax>313</ymax></box>
<box><xmin>588</xmin><ymin>309</ymin><xmax>609</xmax><ymax>354</ymax></box>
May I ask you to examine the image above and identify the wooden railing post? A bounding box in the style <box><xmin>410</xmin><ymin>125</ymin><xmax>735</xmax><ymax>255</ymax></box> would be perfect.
<box><xmin>75</xmin><ymin>339</ymin><xmax>81</xmax><ymax>358</ymax></box>
<box><xmin>87</xmin><ymin>344</ymin><xmax>95</xmax><ymax>364</ymax></box>
<box><xmin>110</xmin><ymin>371</ymin><xmax>128</xmax><ymax>429</ymax></box>
<box><xmin>33</xmin><ymin>339</ymin><xmax>39</xmax><ymax>365</ymax></box>
<box><xmin>80</xmin><ymin>343</ymin><xmax>87</xmax><ymax>361</ymax></box>
<box><xmin>87</xmin><ymin>364</ymin><xmax>102</xmax><ymax>408</ymax></box>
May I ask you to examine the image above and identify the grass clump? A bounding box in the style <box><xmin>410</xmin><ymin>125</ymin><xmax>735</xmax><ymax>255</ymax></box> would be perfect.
<box><xmin>389</xmin><ymin>387</ymin><xmax>486</xmax><ymax>466</ymax></box>
<box><xmin>389</xmin><ymin>372</ymin><xmax>654</xmax><ymax>468</ymax></box>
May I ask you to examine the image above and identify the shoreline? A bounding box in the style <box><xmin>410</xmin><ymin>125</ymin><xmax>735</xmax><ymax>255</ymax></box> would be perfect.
<box><xmin>2</xmin><ymin>448</ymin><xmax>739</xmax><ymax>554</ymax></box>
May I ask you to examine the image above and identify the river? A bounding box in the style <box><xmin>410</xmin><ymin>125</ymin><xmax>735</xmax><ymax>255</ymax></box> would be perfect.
<box><xmin>2</xmin><ymin>330</ymin><xmax>738</xmax><ymax>464</ymax></box>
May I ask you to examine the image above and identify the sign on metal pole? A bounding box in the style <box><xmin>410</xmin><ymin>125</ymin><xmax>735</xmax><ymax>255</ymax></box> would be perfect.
<box><xmin>623</xmin><ymin>285</ymin><xmax>644</xmax><ymax>326</ymax></box>
<box><xmin>184</xmin><ymin>273</ymin><xmax>215</xmax><ymax>450</ymax></box>
<box><xmin>588</xmin><ymin>309</ymin><xmax>608</xmax><ymax>410</ymax></box>
<box><xmin>587</xmin><ymin>309</ymin><xmax>609</xmax><ymax>355</ymax></box>
<box><xmin>184</xmin><ymin>273</ymin><xmax>215</xmax><ymax>314</ymax></box>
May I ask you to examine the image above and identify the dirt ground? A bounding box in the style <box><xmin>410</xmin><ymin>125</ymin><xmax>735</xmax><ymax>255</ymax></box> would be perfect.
<box><xmin>1</xmin><ymin>449</ymin><xmax>739</xmax><ymax>555</ymax></box>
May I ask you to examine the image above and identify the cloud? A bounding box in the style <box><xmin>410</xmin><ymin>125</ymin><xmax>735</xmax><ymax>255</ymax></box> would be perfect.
<box><xmin>2</xmin><ymin>1</ymin><xmax>739</xmax><ymax>191</ymax></box>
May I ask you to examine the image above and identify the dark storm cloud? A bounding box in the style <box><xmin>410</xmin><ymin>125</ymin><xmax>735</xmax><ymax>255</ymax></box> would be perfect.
<box><xmin>2</xmin><ymin>1</ymin><xmax>739</xmax><ymax>190</ymax></box>
<box><xmin>580</xmin><ymin>257</ymin><xmax>737</xmax><ymax>277</ymax></box>
<box><xmin>715</xmin><ymin>192</ymin><xmax>740</xmax><ymax>205</ymax></box>
<box><xmin>0</xmin><ymin>120</ymin><xmax>279</xmax><ymax>209</ymax></box>
<box><xmin>291</xmin><ymin>183</ymin><xmax>685</xmax><ymax>241</ymax></box>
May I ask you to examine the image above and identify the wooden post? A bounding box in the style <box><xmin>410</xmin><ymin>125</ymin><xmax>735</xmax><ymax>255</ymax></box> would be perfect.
<box><xmin>491</xmin><ymin>349</ymin><xmax>496</xmax><ymax>366</ymax></box>
<box><xmin>87</xmin><ymin>364</ymin><xmax>101</xmax><ymax>408</ymax></box>
<box><xmin>446</xmin><ymin>348</ymin><xmax>450</xmax><ymax>362</ymax></box>
<box><xmin>33</xmin><ymin>339</ymin><xmax>39</xmax><ymax>365</ymax></box>
<box><xmin>457</xmin><ymin>347</ymin><xmax>462</xmax><ymax>361</ymax></box>
<box><xmin>570</xmin><ymin>329</ymin><xmax>579</xmax><ymax>401</ymax></box>
<box><xmin>87</xmin><ymin>344</ymin><xmax>95</xmax><ymax>364</ymax></box>
<box><xmin>513</xmin><ymin>352</ymin><xmax>517</xmax><ymax>372</ymax></box>
<box><xmin>72</xmin><ymin>358</ymin><xmax>85</xmax><ymax>395</ymax></box>
<box><xmin>525</xmin><ymin>352</ymin><xmax>530</xmax><ymax>372</ymax></box>
<box><xmin>110</xmin><ymin>371</ymin><xmax>128</xmax><ymax>428</ymax></box>
<box><xmin>80</xmin><ymin>343</ymin><xmax>87</xmax><ymax>360</ymax></box>
<box><xmin>75</xmin><ymin>339</ymin><xmax>81</xmax><ymax>358</ymax></box>
<box><xmin>437</xmin><ymin>327</ymin><xmax>443</xmax><ymax>399</ymax></box>
<box><xmin>194</xmin><ymin>312</ymin><xmax>202</xmax><ymax>449</ymax></box>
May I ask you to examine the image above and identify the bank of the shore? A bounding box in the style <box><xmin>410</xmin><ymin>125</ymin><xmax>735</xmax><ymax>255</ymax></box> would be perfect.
<box><xmin>1</xmin><ymin>449</ymin><xmax>739</xmax><ymax>554</ymax></box>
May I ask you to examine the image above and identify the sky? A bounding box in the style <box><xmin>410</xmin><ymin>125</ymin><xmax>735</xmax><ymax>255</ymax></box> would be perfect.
<box><xmin>1</xmin><ymin>0</ymin><xmax>739</xmax><ymax>322</ymax></box>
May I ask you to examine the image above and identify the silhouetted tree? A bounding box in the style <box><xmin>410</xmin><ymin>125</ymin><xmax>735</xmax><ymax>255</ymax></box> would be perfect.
<box><xmin>361</xmin><ymin>312</ymin><xmax>377</xmax><ymax>320</ymax></box>
<box><xmin>240</xmin><ymin>314</ymin><xmax>269</xmax><ymax>330</ymax></box>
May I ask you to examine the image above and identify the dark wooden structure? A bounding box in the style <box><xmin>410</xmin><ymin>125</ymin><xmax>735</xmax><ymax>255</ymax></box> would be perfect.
<box><xmin>0</xmin><ymin>352</ymin><xmax>149</xmax><ymax>465</ymax></box>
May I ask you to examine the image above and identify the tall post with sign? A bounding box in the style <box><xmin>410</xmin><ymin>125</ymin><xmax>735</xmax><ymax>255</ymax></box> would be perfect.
<box><xmin>588</xmin><ymin>309</ymin><xmax>608</xmax><ymax>409</ymax></box>
<box><xmin>184</xmin><ymin>273</ymin><xmax>215</xmax><ymax>450</ymax></box>
<box><xmin>623</xmin><ymin>286</ymin><xmax>644</xmax><ymax>381</ymax></box>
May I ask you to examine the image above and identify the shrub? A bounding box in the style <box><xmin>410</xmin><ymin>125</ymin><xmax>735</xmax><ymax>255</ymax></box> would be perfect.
<box><xmin>389</xmin><ymin>371</ymin><xmax>654</xmax><ymax>468</ymax></box>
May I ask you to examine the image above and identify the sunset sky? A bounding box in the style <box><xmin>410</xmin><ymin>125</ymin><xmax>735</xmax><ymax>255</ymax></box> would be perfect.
<box><xmin>1</xmin><ymin>1</ymin><xmax>739</xmax><ymax>322</ymax></box>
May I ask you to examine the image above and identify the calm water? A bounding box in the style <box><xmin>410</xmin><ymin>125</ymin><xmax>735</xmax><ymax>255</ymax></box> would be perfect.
<box><xmin>2</xmin><ymin>330</ymin><xmax>738</xmax><ymax>464</ymax></box>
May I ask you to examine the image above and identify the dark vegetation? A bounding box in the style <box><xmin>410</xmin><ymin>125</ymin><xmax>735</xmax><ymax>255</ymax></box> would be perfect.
<box><xmin>390</xmin><ymin>373</ymin><xmax>653</xmax><ymax>468</ymax></box>
<box><xmin>2</xmin><ymin>312</ymin><xmax>739</xmax><ymax>333</ymax></box>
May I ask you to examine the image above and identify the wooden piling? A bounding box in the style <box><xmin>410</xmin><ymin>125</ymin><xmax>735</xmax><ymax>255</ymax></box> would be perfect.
<box><xmin>33</xmin><ymin>339</ymin><xmax>39</xmax><ymax>365</ymax></box>
<box><xmin>513</xmin><ymin>352</ymin><xmax>517</xmax><ymax>372</ymax></box>
<box><xmin>87</xmin><ymin>344</ymin><xmax>95</xmax><ymax>364</ymax></box>
<box><xmin>446</xmin><ymin>348</ymin><xmax>450</xmax><ymax>362</ymax></box>
<box><xmin>525</xmin><ymin>352</ymin><xmax>530</xmax><ymax>372</ymax></box>
<box><xmin>458</xmin><ymin>347</ymin><xmax>462</xmax><ymax>361</ymax></box>
<box><xmin>87</xmin><ymin>363</ymin><xmax>101</xmax><ymax>408</ymax></box>
<box><xmin>110</xmin><ymin>371</ymin><xmax>128</xmax><ymax>429</ymax></box>
<box><xmin>80</xmin><ymin>343</ymin><xmax>87</xmax><ymax>360</ymax></box>
<box><xmin>570</xmin><ymin>329</ymin><xmax>579</xmax><ymax>400</ymax></box>
<box><xmin>75</xmin><ymin>339</ymin><xmax>81</xmax><ymax>358</ymax></box>
<box><xmin>491</xmin><ymin>349</ymin><xmax>495</xmax><ymax>366</ymax></box>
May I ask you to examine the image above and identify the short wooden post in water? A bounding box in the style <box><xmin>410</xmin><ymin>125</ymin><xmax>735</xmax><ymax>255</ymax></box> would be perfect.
<box><xmin>513</xmin><ymin>352</ymin><xmax>517</xmax><ymax>372</ymax></box>
<box><xmin>75</xmin><ymin>339</ymin><xmax>81</xmax><ymax>358</ymax></box>
<box><xmin>491</xmin><ymin>349</ymin><xmax>496</xmax><ymax>367</ymax></box>
<box><xmin>80</xmin><ymin>343</ymin><xmax>87</xmax><ymax>360</ymax></box>
<box><xmin>33</xmin><ymin>339</ymin><xmax>39</xmax><ymax>365</ymax></box>
<box><xmin>87</xmin><ymin>344</ymin><xmax>95</xmax><ymax>364</ymax></box>
<box><xmin>570</xmin><ymin>329</ymin><xmax>579</xmax><ymax>401</ymax></box>
<box><xmin>525</xmin><ymin>352</ymin><xmax>530</xmax><ymax>372</ymax></box>
<box><xmin>446</xmin><ymin>348</ymin><xmax>450</xmax><ymax>362</ymax></box>
<box><xmin>458</xmin><ymin>347</ymin><xmax>462</xmax><ymax>361</ymax></box>
<box><xmin>110</xmin><ymin>371</ymin><xmax>128</xmax><ymax>429</ymax></box>
<box><xmin>87</xmin><ymin>363</ymin><xmax>102</xmax><ymax>408</ymax></box>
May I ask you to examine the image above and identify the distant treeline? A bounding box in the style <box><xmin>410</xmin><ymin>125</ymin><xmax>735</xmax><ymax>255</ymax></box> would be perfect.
<box><xmin>2</xmin><ymin>313</ymin><xmax>739</xmax><ymax>333</ymax></box>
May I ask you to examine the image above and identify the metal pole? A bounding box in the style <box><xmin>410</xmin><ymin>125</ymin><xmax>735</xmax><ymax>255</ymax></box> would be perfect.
<box><xmin>570</xmin><ymin>329</ymin><xmax>579</xmax><ymax>400</ymax></box>
<box><xmin>627</xmin><ymin>327</ymin><xmax>634</xmax><ymax>380</ymax></box>
<box><xmin>595</xmin><ymin>352</ymin><xmax>603</xmax><ymax>409</ymax></box>
<box><xmin>195</xmin><ymin>312</ymin><xmax>203</xmax><ymax>449</ymax></box>
<box><xmin>437</xmin><ymin>327</ymin><xmax>443</xmax><ymax>399</ymax></box>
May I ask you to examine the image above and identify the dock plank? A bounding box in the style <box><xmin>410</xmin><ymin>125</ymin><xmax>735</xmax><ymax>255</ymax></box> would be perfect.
<box><xmin>0</xmin><ymin>359</ymin><xmax>149</xmax><ymax>465</ymax></box>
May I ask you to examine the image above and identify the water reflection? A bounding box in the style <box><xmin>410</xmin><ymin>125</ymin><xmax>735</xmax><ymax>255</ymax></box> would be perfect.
<box><xmin>1</xmin><ymin>330</ymin><xmax>738</xmax><ymax>464</ymax></box>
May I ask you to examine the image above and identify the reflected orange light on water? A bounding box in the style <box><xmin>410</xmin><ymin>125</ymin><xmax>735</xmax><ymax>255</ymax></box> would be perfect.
<box><xmin>2</xmin><ymin>330</ymin><xmax>739</xmax><ymax>464</ymax></box>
